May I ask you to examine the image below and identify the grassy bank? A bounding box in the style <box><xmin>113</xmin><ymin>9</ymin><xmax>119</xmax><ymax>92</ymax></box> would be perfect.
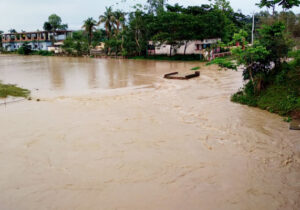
<box><xmin>231</xmin><ymin>58</ymin><xmax>300</xmax><ymax>118</ymax></box>
<box><xmin>130</xmin><ymin>54</ymin><xmax>204</xmax><ymax>61</ymax></box>
<box><xmin>1</xmin><ymin>50</ymin><xmax>54</xmax><ymax>56</ymax></box>
<box><xmin>0</xmin><ymin>82</ymin><xmax>30</xmax><ymax>98</ymax></box>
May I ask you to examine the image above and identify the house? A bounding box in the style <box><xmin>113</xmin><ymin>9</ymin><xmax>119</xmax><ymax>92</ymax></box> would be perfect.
<box><xmin>1</xmin><ymin>30</ymin><xmax>72</xmax><ymax>52</ymax></box>
<box><xmin>90</xmin><ymin>42</ymin><xmax>105</xmax><ymax>56</ymax></box>
<box><xmin>148</xmin><ymin>38</ymin><xmax>221</xmax><ymax>57</ymax></box>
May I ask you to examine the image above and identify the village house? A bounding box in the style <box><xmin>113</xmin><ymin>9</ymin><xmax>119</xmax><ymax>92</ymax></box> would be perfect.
<box><xmin>1</xmin><ymin>30</ymin><xmax>72</xmax><ymax>52</ymax></box>
<box><xmin>148</xmin><ymin>38</ymin><xmax>221</xmax><ymax>58</ymax></box>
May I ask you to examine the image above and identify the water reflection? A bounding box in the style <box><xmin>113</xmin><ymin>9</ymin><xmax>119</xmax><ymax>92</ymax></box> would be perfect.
<box><xmin>0</xmin><ymin>55</ymin><xmax>198</xmax><ymax>95</ymax></box>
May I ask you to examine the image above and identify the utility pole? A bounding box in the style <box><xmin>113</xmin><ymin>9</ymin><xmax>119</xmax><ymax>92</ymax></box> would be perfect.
<box><xmin>252</xmin><ymin>12</ymin><xmax>255</xmax><ymax>45</ymax></box>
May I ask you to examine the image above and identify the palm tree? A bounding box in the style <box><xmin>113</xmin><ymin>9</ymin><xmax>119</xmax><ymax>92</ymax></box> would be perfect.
<box><xmin>113</xmin><ymin>10</ymin><xmax>126</xmax><ymax>37</ymax></box>
<box><xmin>82</xmin><ymin>17</ymin><xmax>97</xmax><ymax>46</ymax></box>
<box><xmin>98</xmin><ymin>7</ymin><xmax>116</xmax><ymax>39</ymax></box>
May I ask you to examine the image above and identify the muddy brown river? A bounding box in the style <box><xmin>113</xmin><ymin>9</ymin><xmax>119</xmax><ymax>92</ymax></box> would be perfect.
<box><xmin>0</xmin><ymin>55</ymin><xmax>299</xmax><ymax>210</ymax></box>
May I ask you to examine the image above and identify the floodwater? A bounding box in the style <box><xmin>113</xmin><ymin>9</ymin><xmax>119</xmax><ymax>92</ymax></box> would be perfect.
<box><xmin>0</xmin><ymin>55</ymin><xmax>299</xmax><ymax>210</ymax></box>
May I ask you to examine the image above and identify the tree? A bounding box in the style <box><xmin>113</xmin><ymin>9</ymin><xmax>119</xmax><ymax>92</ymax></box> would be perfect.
<box><xmin>257</xmin><ymin>0</ymin><xmax>300</xmax><ymax>15</ymax></box>
<box><xmin>232</xmin><ymin>44</ymin><xmax>270</xmax><ymax>84</ymax></box>
<box><xmin>209</xmin><ymin>0</ymin><xmax>233</xmax><ymax>12</ymax></box>
<box><xmin>147</xmin><ymin>0</ymin><xmax>168</xmax><ymax>14</ymax></box>
<box><xmin>82</xmin><ymin>18</ymin><xmax>97</xmax><ymax>46</ymax></box>
<box><xmin>151</xmin><ymin>12</ymin><xmax>194</xmax><ymax>56</ymax></box>
<box><xmin>43</xmin><ymin>14</ymin><xmax>68</xmax><ymax>45</ymax></box>
<box><xmin>0</xmin><ymin>31</ymin><xmax>3</xmax><ymax>51</ymax></box>
<box><xmin>98</xmin><ymin>7</ymin><xmax>116</xmax><ymax>39</ymax></box>
<box><xmin>278</xmin><ymin>0</ymin><xmax>300</xmax><ymax>10</ymax></box>
<box><xmin>113</xmin><ymin>10</ymin><xmax>126</xmax><ymax>36</ymax></box>
<box><xmin>257</xmin><ymin>0</ymin><xmax>278</xmax><ymax>15</ymax></box>
<box><xmin>62</xmin><ymin>31</ymin><xmax>89</xmax><ymax>56</ymax></box>
<box><xmin>17</xmin><ymin>42</ymin><xmax>32</xmax><ymax>55</ymax></box>
<box><xmin>46</xmin><ymin>14</ymin><xmax>68</xmax><ymax>31</ymax></box>
<box><xmin>43</xmin><ymin>22</ymin><xmax>52</xmax><ymax>31</ymax></box>
<box><xmin>9</xmin><ymin>29</ymin><xmax>17</xmax><ymax>34</ymax></box>
<box><xmin>258</xmin><ymin>22</ymin><xmax>293</xmax><ymax>68</ymax></box>
<box><xmin>232</xmin><ymin>29</ymin><xmax>248</xmax><ymax>47</ymax></box>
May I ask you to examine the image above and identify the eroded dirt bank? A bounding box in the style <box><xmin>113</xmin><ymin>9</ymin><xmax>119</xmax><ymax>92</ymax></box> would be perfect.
<box><xmin>0</xmin><ymin>56</ymin><xmax>299</xmax><ymax>210</ymax></box>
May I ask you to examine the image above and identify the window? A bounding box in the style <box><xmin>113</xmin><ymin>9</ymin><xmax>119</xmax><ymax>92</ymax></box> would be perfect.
<box><xmin>196</xmin><ymin>44</ymin><xmax>201</xmax><ymax>50</ymax></box>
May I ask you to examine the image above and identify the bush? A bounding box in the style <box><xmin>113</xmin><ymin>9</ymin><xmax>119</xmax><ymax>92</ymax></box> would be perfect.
<box><xmin>17</xmin><ymin>43</ymin><xmax>32</xmax><ymax>55</ymax></box>
<box><xmin>231</xmin><ymin>63</ymin><xmax>300</xmax><ymax>116</ymax></box>
<box><xmin>32</xmin><ymin>50</ymin><xmax>54</xmax><ymax>56</ymax></box>
<box><xmin>206</xmin><ymin>57</ymin><xmax>237</xmax><ymax>70</ymax></box>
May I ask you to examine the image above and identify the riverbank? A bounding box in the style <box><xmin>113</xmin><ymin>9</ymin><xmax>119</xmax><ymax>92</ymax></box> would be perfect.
<box><xmin>0</xmin><ymin>56</ymin><xmax>299</xmax><ymax>209</ymax></box>
<box><xmin>231</xmin><ymin>54</ymin><xmax>300</xmax><ymax>120</ymax></box>
<box><xmin>1</xmin><ymin>51</ymin><xmax>207</xmax><ymax>61</ymax></box>
<box><xmin>129</xmin><ymin>55</ymin><xmax>205</xmax><ymax>61</ymax></box>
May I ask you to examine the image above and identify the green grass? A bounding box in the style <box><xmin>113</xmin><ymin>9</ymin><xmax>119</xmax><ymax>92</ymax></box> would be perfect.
<box><xmin>190</xmin><ymin>66</ymin><xmax>201</xmax><ymax>71</ymax></box>
<box><xmin>0</xmin><ymin>82</ymin><xmax>30</xmax><ymax>98</ymax></box>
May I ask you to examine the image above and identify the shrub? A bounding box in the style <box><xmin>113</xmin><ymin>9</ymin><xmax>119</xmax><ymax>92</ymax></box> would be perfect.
<box><xmin>17</xmin><ymin>42</ymin><xmax>32</xmax><ymax>55</ymax></box>
<box><xmin>206</xmin><ymin>57</ymin><xmax>237</xmax><ymax>70</ymax></box>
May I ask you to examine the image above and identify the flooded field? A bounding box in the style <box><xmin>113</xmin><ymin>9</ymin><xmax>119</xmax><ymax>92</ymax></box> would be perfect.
<box><xmin>0</xmin><ymin>55</ymin><xmax>299</xmax><ymax>210</ymax></box>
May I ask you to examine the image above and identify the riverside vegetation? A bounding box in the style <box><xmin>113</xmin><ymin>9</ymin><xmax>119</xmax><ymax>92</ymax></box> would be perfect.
<box><xmin>0</xmin><ymin>82</ymin><xmax>30</xmax><ymax>98</ymax></box>
<box><xmin>207</xmin><ymin>20</ymin><xmax>300</xmax><ymax>119</ymax></box>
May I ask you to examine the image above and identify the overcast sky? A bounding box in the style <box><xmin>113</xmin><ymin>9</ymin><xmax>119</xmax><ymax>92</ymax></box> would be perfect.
<box><xmin>0</xmin><ymin>0</ymin><xmax>299</xmax><ymax>32</ymax></box>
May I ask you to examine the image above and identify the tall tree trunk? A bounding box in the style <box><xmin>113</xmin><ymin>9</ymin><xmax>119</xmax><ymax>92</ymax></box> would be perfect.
<box><xmin>169</xmin><ymin>45</ymin><xmax>172</xmax><ymax>56</ymax></box>
<box><xmin>272</xmin><ymin>5</ymin><xmax>276</xmax><ymax>16</ymax></box>
<box><xmin>249</xmin><ymin>67</ymin><xmax>254</xmax><ymax>83</ymax></box>
<box><xmin>184</xmin><ymin>41</ymin><xmax>188</xmax><ymax>55</ymax></box>
<box><xmin>135</xmin><ymin>29</ymin><xmax>141</xmax><ymax>56</ymax></box>
<box><xmin>121</xmin><ymin>35</ymin><xmax>124</xmax><ymax>54</ymax></box>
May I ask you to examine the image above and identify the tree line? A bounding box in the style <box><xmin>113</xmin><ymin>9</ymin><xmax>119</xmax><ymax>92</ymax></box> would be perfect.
<box><xmin>1</xmin><ymin>0</ymin><xmax>300</xmax><ymax>57</ymax></box>
<box><xmin>60</xmin><ymin>0</ymin><xmax>254</xmax><ymax>56</ymax></box>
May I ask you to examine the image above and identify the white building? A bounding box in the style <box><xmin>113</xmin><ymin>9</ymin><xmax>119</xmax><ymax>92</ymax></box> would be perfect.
<box><xmin>2</xmin><ymin>30</ymin><xmax>72</xmax><ymax>52</ymax></box>
<box><xmin>148</xmin><ymin>38</ymin><xmax>221</xmax><ymax>56</ymax></box>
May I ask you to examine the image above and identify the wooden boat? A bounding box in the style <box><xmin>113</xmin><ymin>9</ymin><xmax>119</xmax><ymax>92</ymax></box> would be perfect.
<box><xmin>164</xmin><ymin>71</ymin><xmax>200</xmax><ymax>80</ymax></box>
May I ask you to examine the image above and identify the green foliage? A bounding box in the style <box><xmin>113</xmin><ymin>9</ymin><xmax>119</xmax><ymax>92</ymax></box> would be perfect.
<box><xmin>62</xmin><ymin>31</ymin><xmax>90</xmax><ymax>56</ymax></box>
<box><xmin>32</xmin><ymin>50</ymin><xmax>54</xmax><ymax>56</ymax></box>
<box><xmin>283</xmin><ymin>116</ymin><xmax>292</xmax><ymax>122</ymax></box>
<box><xmin>258</xmin><ymin>22</ymin><xmax>293</xmax><ymax>67</ymax></box>
<box><xmin>17</xmin><ymin>42</ymin><xmax>32</xmax><ymax>55</ymax></box>
<box><xmin>44</xmin><ymin>14</ymin><xmax>68</xmax><ymax>31</ymax></box>
<box><xmin>147</xmin><ymin>0</ymin><xmax>167</xmax><ymax>14</ymax></box>
<box><xmin>99</xmin><ymin>7</ymin><xmax>116</xmax><ymax>39</ymax></box>
<box><xmin>49</xmin><ymin>14</ymin><xmax>62</xmax><ymax>29</ymax></box>
<box><xmin>232</xmin><ymin>44</ymin><xmax>270</xmax><ymax>80</ymax></box>
<box><xmin>257</xmin><ymin>0</ymin><xmax>300</xmax><ymax>15</ymax></box>
<box><xmin>206</xmin><ymin>57</ymin><xmax>237</xmax><ymax>70</ymax></box>
<box><xmin>232</xmin><ymin>61</ymin><xmax>300</xmax><ymax>116</ymax></box>
<box><xmin>82</xmin><ymin>17</ymin><xmax>97</xmax><ymax>46</ymax></box>
<box><xmin>0</xmin><ymin>82</ymin><xmax>30</xmax><ymax>98</ymax></box>
<box><xmin>100</xmin><ymin>2</ymin><xmax>251</xmax><ymax>57</ymax></box>
<box><xmin>191</xmin><ymin>66</ymin><xmax>201</xmax><ymax>70</ymax></box>
<box><xmin>232</xmin><ymin>29</ymin><xmax>248</xmax><ymax>46</ymax></box>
